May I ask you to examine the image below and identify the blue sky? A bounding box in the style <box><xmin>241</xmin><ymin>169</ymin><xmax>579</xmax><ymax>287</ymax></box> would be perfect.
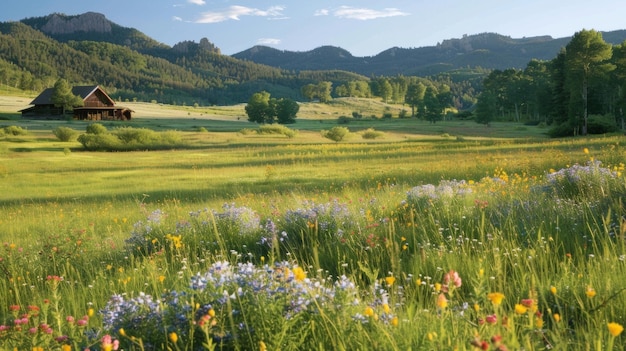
<box><xmin>2</xmin><ymin>0</ymin><xmax>625</xmax><ymax>56</ymax></box>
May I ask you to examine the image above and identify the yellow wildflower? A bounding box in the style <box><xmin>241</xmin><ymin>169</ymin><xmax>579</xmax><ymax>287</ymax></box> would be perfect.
<box><xmin>585</xmin><ymin>286</ymin><xmax>596</xmax><ymax>298</ymax></box>
<box><xmin>364</xmin><ymin>306</ymin><xmax>375</xmax><ymax>317</ymax></box>
<box><xmin>391</xmin><ymin>316</ymin><xmax>399</xmax><ymax>326</ymax></box>
<box><xmin>385</xmin><ymin>276</ymin><xmax>396</xmax><ymax>287</ymax></box>
<box><xmin>487</xmin><ymin>292</ymin><xmax>505</xmax><ymax>306</ymax></box>
<box><xmin>553</xmin><ymin>313</ymin><xmax>561</xmax><ymax>323</ymax></box>
<box><xmin>292</xmin><ymin>266</ymin><xmax>306</xmax><ymax>282</ymax></box>
<box><xmin>259</xmin><ymin>341</ymin><xmax>267</xmax><ymax>351</ymax></box>
<box><xmin>514</xmin><ymin>304</ymin><xmax>528</xmax><ymax>315</ymax></box>
<box><xmin>608</xmin><ymin>322</ymin><xmax>624</xmax><ymax>337</ymax></box>
<box><xmin>550</xmin><ymin>286</ymin><xmax>557</xmax><ymax>295</ymax></box>
<box><xmin>169</xmin><ymin>332</ymin><xmax>178</xmax><ymax>343</ymax></box>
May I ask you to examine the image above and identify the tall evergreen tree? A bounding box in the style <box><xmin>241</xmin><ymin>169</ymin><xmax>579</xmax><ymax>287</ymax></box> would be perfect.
<box><xmin>564</xmin><ymin>29</ymin><xmax>614</xmax><ymax>135</ymax></box>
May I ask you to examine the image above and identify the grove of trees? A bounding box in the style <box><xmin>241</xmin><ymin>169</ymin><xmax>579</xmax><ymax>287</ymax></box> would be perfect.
<box><xmin>245</xmin><ymin>91</ymin><xmax>299</xmax><ymax>124</ymax></box>
<box><xmin>475</xmin><ymin>29</ymin><xmax>624</xmax><ymax>136</ymax></box>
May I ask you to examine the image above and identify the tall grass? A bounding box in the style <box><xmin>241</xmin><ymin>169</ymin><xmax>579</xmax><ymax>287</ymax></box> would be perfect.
<box><xmin>0</xmin><ymin>129</ymin><xmax>624</xmax><ymax>350</ymax></box>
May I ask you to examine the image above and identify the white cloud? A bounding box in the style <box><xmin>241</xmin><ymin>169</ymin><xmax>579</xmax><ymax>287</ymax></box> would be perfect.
<box><xmin>257</xmin><ymin>38</ymin><xmax>281</xmax><ymax>45</ymax></box>
<box><xmin>188</xmin><ymin>0</ymin><xmax>206</xmax><ymax>5</ymax></box>
<box><xmin>196</xmin><ymin>5</ymin><xmax>286</xmax><ymax>23</ymax></box>
<box><xmin>172</xmin><ymin>16</ymin><xmax>183</xmax><ymax>21</ymax></box>
<box><xmin>314</xmin><ymin>9</ymin><xmax>329</xmax><ymax>16</ymax></box>
<box><xmin>333</xmin><ymin>6</ymin><xmax>409</xmax><ymax>20</ymax></box>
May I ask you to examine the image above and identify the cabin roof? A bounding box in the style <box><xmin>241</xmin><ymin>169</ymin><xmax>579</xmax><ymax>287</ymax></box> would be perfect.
<box><xmin>29</xmin><ymin>85</ymin><xmax>114</xmax><ymax>105</ymax></box>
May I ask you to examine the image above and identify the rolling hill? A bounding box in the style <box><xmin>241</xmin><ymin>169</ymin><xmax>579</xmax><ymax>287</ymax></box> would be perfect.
<box><xmin>2</xmin><ymin>12</ymin><xmax>625</xmax><ymax>105</ymax></box>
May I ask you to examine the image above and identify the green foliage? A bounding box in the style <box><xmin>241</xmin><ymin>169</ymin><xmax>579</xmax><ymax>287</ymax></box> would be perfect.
<box><xmin>52</xmin><ymin>126</ymin><xmax>79</xmax><ymax>142</ymax></box>
<box><xmin>361</xmin><ymin>128</ymin><xmax>384</xmax><ymax>139</ymax></box>
<box><xmin>257</xmin><ymin>124</ymin><xmax>297</xmax><ymax>138</ymax></box>
<box><xmin>50</xmin><ymin>79</ymin><xmax>84</xmax><ymax>113</ymax></box>
<box><xmin>77</xmin><ymin>126</ymin><xmax>183</xmax><ymax>151</ymax></box>
<box><xmin>1</xmin><ymin>125</ymin><xmax>28</xmax><ymax>136</ymax></box>
<box><xmin>587</xmin><ymin>114</ymin><xmax>619</xmax><ymax>134</ymax></box>
<box><xmin>245</xmin><ymin>91</ymin><xmax>272</xmax><ymax>123</ymax></box>
<box><xmin>86</xmin><ymin>123</ymin><xmax>108</xmax><ymax>135</ymax></box>
<box><xmin>321</xmin><ymin>126</ymin><xmax>349</xmax><ymax>142</ymax></box>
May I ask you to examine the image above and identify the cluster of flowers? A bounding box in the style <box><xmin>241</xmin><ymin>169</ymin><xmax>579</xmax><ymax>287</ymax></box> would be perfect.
<box><xmin>404</xmin><ymin>179</ymin><xmax>473</xmax><ymax>208</ymax></box>
<box><xmin>283</xmin><ymin>199</ymin><xmax>353</xmax><ymax>234</ymax></box>
<box><xmin>101</xmin><ymin>260</ymin><xmax>360</xmax><ymax>349</ymax></box>
<box><xmin>544</xmin><ymin>160</ymin><xmax>618</xmax><ymax>199</ymax></box>
<box><xmin>0</xmin><ymin>303</ymin><xmax>95</xmax><ymax>350</ymax></box>
<box><xmin>125</xmin><ymin>209</ymin><xmax>167</xmax><ymax>253</ymax></box>
<box><xmin>211</xmin><ymin>203</ymin><xmax>261</xmax><ymax>236</ymax></box>
<box><xmin>546</xmin><ymin>160</ymin><xmax>616</xmax><ymax>183</ymax></box>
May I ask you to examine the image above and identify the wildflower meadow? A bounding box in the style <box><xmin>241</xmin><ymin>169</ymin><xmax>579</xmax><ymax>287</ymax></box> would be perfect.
<box><xmin>0</xmin><ymin>125</ymin><xmax>625</xmax><ymax>350</ymax></box>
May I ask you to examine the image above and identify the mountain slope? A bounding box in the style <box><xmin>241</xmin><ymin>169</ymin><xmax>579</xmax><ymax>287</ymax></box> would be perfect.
<box><xmin>1</xmin><ymin>13</ymin><xmax>369</xmax><ymax>104</ymax></box>
<box><xmin>234</xmin><ymin>31</ymin><xmax>626</xmax><ymax>76</ymax></box>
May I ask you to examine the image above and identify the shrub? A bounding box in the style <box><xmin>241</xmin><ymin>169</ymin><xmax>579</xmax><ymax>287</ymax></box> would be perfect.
<box><xmin>361</xmin><ymin>128</ymin><xmax>384</xmax><ymax>139</ymax></box>
<box><xmin>257</xmin><ymin>124</ymin><xmax>297</xmax><ymax>138</ymax></box>
<box><xmin>52</xmin><ymin>126</ymin><xmax>78</xmax><ymax>142</ymax></box>
<box><xmin>351</xmin><ymin>111</ymin><xmax>362</xmax><ymax>119</ymax></box>
<box><xmin>2</xmin><ymin>125</ymin><xmax>27</xmax><ymax>136</ymax></box>
<box><xmin>337</xmin><ymin>116</ymin><xmax>352</xmax><ymax>124</ymax></box>
<box><xmin>77</xmin><ymin>133</ymin><xmax>122</xmax><ymax>151</ymax></box>
<box><xmin>322</xmin><ymin>126</ymin><xmax>349</xmax><ymax>142</ymax></box>
<box><xmin>547</xmin><ymin>122</ymin><xmax>577</xmax><ymax>138</ymax></box>
<box><xmin>113</xmin><ymin>127</ymin><xmax>159</xmax><ymax>144</ymax></box>
<box><xmin>86</xmin><ymin>123</ymin><xmax>107</xmax><ymax>135</ymax></box>
<box><xmin>587</xmin><ymin>114</ymin><xmax>618</xmax><ymax>134</ymax></box>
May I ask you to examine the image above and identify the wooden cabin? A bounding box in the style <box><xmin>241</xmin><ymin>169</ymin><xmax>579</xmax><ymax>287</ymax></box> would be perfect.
<box><xmin>21</xmin><ymin>85</ymin><xmax>132</xmax><ymax>120</ymax></box>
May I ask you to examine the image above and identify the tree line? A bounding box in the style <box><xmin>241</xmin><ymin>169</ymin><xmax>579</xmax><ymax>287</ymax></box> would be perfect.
<box><xmin>475</xmin><ymin>29</ymin><xmax>625</xmax><ymax>136</ymax></box>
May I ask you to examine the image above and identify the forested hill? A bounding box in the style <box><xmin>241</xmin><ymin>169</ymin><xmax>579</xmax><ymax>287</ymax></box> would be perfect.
<box><xmin>233</xmin><ymin>31</ymin><xmax>626</xmax><ymax>76</ymax></box>
<box><xmin>0</xmin><ymin>12</ymin><xmax>368</xmax><ymax>105</ymax></box>
<box><xmin>2</xmin><ymin>12</ymin><xmax>626</xmax><ymax>106</ymax></box>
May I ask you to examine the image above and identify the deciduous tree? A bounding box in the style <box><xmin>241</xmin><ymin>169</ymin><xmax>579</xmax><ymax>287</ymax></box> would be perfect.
<box><xmin>50</xmin><ymin>79</ymin><xmax>83</xmax><ymax>115</ymax></box>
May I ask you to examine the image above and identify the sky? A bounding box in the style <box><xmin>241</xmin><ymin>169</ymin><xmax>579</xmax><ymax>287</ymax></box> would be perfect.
<box><xmin>2</xmin><ymin>0</ymin><xmax>625</xmax><ymax>57</ymax></box>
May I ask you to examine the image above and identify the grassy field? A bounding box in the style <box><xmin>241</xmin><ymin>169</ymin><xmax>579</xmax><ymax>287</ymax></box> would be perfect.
<box><xmin>0</xmin><ymin>95</ymin><xmax>625</xmax><ymax>350</ymax></box>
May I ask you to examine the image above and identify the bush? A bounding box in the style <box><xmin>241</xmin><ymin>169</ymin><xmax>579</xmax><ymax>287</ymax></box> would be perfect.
<box><xmin>52</xmin><ymin>127</ymin><xmax>79</xmax><ymax>142</ymax></box>
<box><xmin>257</xmin><ymin>124</ymin><xmax>297</xmax><ymax>138</ymax></box>
<box><xmin>547</xmin><ymin>122</ymin><xmax>577</xmax><ymax>138</ymax></box>
<box><xmin>77</xmin><ymin>127</ymin><xmax>183</xmax><ymax>151</ymax></box>
<box><xmin>77</xmin><ymin>133</ymin><xmax>122</xmax><ymax>151</ymax></box>
<box><xmin>86</xmin><ymin>123</ymin><xmax>107</xmax><ymax>135</ymax></box>
<box><xmin>361</xmin><ymin>128</ymin><xmax>384</xmax><ymax>139</ymax></box>
<box><xmin>2</xmin><ymin>125</ymin><xmax>27</xmax><ymax>136</ymax></box>
<box><xmin>322</xmin><ymin>126</ymin><xmax>349</xmax><ymax>142</ymax></box>
<box><xmin>337</xmin><ymin>116</ymin><xmax>352</xmax><ymax>124</ymax></box>
<box><xmin>113</xmin><ymin>127</ymin><xmax>159</xmax><ymax>144</ymax></box>
<box><xmin>587</xmin><ymin>114</ymin><xmax>618</xmax><ymax>134</ymax></box>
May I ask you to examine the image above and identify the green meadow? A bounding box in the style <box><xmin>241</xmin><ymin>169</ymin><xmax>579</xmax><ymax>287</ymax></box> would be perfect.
<box><xmin>0</xmin><ymin>96</ymin><xmax>625</xmax><ymax>350</ymax></box>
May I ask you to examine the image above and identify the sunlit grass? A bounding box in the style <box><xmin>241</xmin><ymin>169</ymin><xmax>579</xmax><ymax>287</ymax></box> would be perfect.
<box><xmin>0</xmin><ymin>110</ymin><xmax>625</xmax><ymax>349</ymax></box>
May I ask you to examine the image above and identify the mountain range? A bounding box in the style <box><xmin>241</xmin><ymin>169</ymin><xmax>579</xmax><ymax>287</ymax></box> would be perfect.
<box><xmin>3</xmin><ymin>12</ymin><xmax>626</xmax><ymax>104</ymax></box>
